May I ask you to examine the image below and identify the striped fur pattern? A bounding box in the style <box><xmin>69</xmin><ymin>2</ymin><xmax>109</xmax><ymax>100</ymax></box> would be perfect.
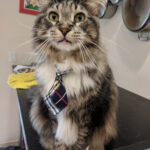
<box><xmin>29</xmin><ymin>0</ymin><xmax>118</xmax><ymax>150</ymax></box>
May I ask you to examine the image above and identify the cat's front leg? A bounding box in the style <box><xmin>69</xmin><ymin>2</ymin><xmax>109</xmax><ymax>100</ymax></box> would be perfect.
<box><xmin>29</xmin><ymin>86</ymin><xmax>57</xmax><ymax>150</ymax></box>
<box><xmin>54</xmin><ymin>126</ymin><xmax>89</xmax><ymax>150</ymax></box>
<box><xmin>30</xmin><ymin>97</ymin><xmax>56</xmax><ymax>150</ymax></box>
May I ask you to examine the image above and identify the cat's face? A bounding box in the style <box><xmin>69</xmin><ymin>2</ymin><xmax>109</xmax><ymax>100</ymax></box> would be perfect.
<box><xmin>33</xmin><ymin>0</ymin><xmax>101</xmax><ymax>52</ymax></box>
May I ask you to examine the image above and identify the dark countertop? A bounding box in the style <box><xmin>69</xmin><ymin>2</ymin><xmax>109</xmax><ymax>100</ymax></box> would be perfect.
<box><xmin>16</xmin><ymin>87</ymin><xmax>150</xmax><ymax>150</ymax></box>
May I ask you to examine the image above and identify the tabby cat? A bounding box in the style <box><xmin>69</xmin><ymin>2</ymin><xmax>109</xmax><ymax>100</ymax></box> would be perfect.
<box><xmin>29</xmin><ymin>0</ymin><xmax>118</xmax><ymax>150</ymax></box>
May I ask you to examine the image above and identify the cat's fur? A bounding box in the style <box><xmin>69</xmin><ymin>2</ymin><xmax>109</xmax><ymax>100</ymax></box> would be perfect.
<box><xmin>29</xmin><ymin>0</ymin><xmax>118</xmax><ymax>150</ymax></box>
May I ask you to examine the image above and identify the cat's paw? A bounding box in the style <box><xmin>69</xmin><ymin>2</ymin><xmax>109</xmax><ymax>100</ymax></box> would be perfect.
<box><xmin>40</xmin><ymin>136</ymin><xmax>54</xmax><ymax>150</ymax></box>
<box><xmin>86</xmin><ymin>146</ymin><xmax>89</xmax><ymax>150</ymax></box>
<box><xmin>55</xmin><ymin>140</ymin><xmax>67</xmax><ymax>150</ymax></box>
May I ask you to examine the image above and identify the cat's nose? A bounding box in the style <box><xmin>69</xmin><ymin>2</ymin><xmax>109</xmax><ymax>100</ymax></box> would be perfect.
<box><xmin>60</xmin><ymin>28</ymin><xmax>70</xmax><ymax>36</ymax></box>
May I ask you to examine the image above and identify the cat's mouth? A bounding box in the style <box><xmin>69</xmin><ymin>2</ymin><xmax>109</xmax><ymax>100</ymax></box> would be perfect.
<box><xmin>58</xmin><ymin>38</ymin><xmax>72</xmax><ymax>44</ymax></box>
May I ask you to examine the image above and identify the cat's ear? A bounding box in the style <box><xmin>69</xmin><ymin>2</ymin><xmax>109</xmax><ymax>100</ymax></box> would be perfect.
<box><xmin>84</xmin><ymin>0</ymin><xmax>107</xmax><ymax>16</ymax></box>
<box><xmin>38</xmin><ymin>0</ymin><xmax>52</xmax><ymax>11</ymax></box>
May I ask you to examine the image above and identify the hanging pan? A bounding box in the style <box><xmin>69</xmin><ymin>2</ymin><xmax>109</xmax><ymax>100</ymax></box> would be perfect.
<box><xmin>122</xmin><ymin>0</ymin><xmax>150</xmax><ymax>32</ymax></box>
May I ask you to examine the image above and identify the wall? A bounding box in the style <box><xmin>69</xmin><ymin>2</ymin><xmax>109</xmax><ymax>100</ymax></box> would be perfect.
<box><xmin>100</xmin><ymin>6</ymin><xmax>150</xmax><ymax>100</ymax></box>
<box><xmin>0</xmin><ymin>0</ymin><xmax>149</xmax><ymax>146</ymax></box>
<box><xmin>0</xmin><ymin>0</ymin><xmax>35</xmax><ymax>146</ymax></box>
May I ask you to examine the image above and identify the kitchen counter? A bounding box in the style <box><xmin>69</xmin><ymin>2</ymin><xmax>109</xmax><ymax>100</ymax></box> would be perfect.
<box><xmin>16</xmin><ymin>87</ymin><xmax>150</xmax><ymax>150</ymax></box>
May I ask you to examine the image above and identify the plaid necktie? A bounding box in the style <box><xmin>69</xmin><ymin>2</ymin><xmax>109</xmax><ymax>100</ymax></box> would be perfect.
<box><xmin>43</xmin><ymin>71</ymin><xmax>69</xmax><ymax>115</ymax></box>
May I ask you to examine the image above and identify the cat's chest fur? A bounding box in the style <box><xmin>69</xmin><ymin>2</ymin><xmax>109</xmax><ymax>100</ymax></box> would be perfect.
<box><xmin>36</xmin><ymin>60</ymin><xmax>96</xmax><ymax>145</ymax></box>
<box><xmin>36</xmin><ymin>60</ymin><xmax>96</xmax><ymax>98</ymax></box>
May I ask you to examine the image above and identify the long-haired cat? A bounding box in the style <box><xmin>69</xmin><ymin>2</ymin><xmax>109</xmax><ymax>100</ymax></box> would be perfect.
<box><xmin>29</xmin><ymin>0</ymin><xmax>118</xmax><ymax>150</ymax></box>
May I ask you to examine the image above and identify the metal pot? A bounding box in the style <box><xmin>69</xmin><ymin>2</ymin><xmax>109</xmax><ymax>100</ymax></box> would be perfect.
<box><xmin>122</xmin><ymin>0</ymin><xmax>150</xmax><ymax>32</ymax></box>
<box><xmin>99</xmin><ymin>0</ymin><xmax>121</xmax><ymax>18</ymax></box>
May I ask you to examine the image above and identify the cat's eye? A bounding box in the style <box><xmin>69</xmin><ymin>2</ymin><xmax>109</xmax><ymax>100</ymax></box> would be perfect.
<box><xmin>49</xmin><ymin>12</ymin><xmax>59</xmax><ymax>22</ymax></box>
<box><xmin>75</xmin><ymin>13</ymin><xmax>85</xmax><ymax>23</ymax></box>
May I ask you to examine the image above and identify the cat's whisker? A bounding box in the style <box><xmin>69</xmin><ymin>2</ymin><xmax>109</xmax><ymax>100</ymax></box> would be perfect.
<box><xmin>39</xmin><ymin>46</ymin><xmax>53</xmax><ymax>88</ymax></box>
<box><xmin>79</xmin><ymin>41</ymin><xmax>90</xmax><ymax>61</ymax></box>
<box><xmin>100</xmin><ymin>35</ymin><xmax>132</xmax><ymax>56</ymax></box>
<box><xmin>86</xmin><ymin>34</ymin><xmax>105</xmax><ymax>49</ymax></box>
<box><xmin>80</xmin><ymin>40</ymin><xmax>97</xmax><ymax>68</ymax></box>
<box><xmin>79</xmin><ymin>45</ymin><xmax>111</xmax><ymax>91</ymax></box>
<box><xmin>32</xmin><ymin>28</ymin><xmax>48</xmax><ymax>32</ymax></box>
<box><xmin>11</xmin><ymin>37</ymin><xmax>39</xmax><ymax>64</ymax></box>
<box><xmin>34</xmin><ymin>39</ymin><xmax>49</xmax><ymax>52</ymax></box>
<box><xmin>12</xmin><ymin>37</ymin><xmax>39</xmax><ymax>51</ymax></box>
<box><xmin>81</xmin><ymin>48</ymin><xmax>89</xmax><ymax>76</ymax></box>
<box><xmin>38</xmin><ymin>40</ymin><xmax>50</xmax><ymax>63</ymax></box>
<box><xmin>78</xmin><ymin>40</ymin><xmax>88</xmax><ymax>76</ymax></box>
<box><xmin>16</xmin><ymin>21</ymin><xmax>48</xmax><ymax>33</ymax></box>
<box><xmin>25</xmin><ymin>39</ymin><xmax>49</xmax><ymax>64</ymax></box>
<box><xmin>88</xmin><ymin>33</ymin><xmax>132</xmax><ymax>56</ymax></box>
<box><xmin>34</xmin><ymin>37</ymin><xmax>57</xmax><ymax>52</ymax></box>
<box><xmin>88</xmin><ymin>40</ymin><xmax>105</xmax><ymax>53</ymax></box>
<box><xmin>80</xmin><ymin>42</ymin><xmax>92</xmax><ymax>76</ymax></box>
<box><xmin>79</xmin><ymin>40</ymin><xmax>99</xmax><ymax>70</ymax></box>
<box><xmin>77</xmin><ymin>42</ymin><xmax>86</xmax><ymax>73</ymax></box>
<box><xmin>80</xmin><ymin>40</ymin><xmax>110</xmax><ymax>83</ymax></box>
<box><xmin>24</xmin><ymin>51</ymin><xmax>36</xmax><ymax>65</ymax></box>
<box><xmin>35</xmin><ymin>39</ymin><xmax>50</xmax><ymax>64</ymax></box>
<box><xmin>39</xmin><ymin>39</ymin><xmax>51</xmax><ymax>58</ymax></box>
<box><xmin>16</xmin><ymin>20</ymin><xmax>33</xmax><ymax>30</ymax></box>
<box><xmin>24</xmin><ymin>39</ymin><xmax>49</xmax><ymax>64</ymax></box>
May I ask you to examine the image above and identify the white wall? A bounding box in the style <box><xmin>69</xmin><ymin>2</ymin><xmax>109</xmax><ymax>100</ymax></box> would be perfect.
<box><xmin>100</xmin><ymin>6</ymin><xmax>150</xmax><ymax>100</ymax></box>
<box><xmin>0</xmin><ymin>0</ymin><xmax>35</xmax><ymax>146</ymax></box>
<box><xmin>0</xmin><ymin>0</ymin><xmax>149</xmax><ymax>146</ymax></box>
